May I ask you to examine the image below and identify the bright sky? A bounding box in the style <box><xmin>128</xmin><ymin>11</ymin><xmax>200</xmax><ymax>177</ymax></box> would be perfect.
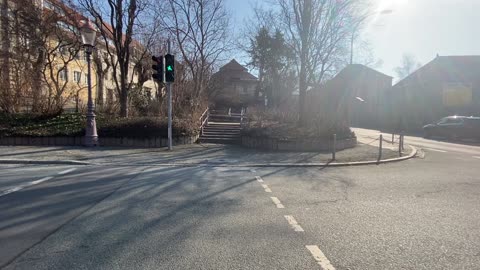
<box><xmin>225</xmin><ymin>0</ymin><xmax>480</xmax><ymax>80</ymax></box>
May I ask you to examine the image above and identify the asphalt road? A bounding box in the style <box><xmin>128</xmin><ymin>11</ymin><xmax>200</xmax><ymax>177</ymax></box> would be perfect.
<box><xmin>1</xmin><ymin>133</ymin><xmax>479</xmax><ymax>269</ymax></box>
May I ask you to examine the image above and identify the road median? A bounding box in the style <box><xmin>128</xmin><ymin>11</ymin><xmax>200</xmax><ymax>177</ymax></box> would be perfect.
<box><xmin>0</xmin><ymin>143</ymin><xmax>417</xmax><ymax>167</ymax></box>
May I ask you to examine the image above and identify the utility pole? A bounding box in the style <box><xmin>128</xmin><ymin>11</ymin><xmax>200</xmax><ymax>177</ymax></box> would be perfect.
<box><xmin>167</xmin><ymin>39</ymin><xmax>172</xmax><ymax>150</ymax></box>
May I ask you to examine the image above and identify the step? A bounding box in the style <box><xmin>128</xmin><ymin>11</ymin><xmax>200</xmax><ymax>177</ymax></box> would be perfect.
<box><xmin>198</xmin><ymin>137</ymin><xmax>240</xmax><ymax>144</ymax></box>
<box><xmin>203</xmin><ymin>127</ymin><xmax>241</xmax><ymax>131</ymax></box>
<box><xmin>200</xmin><ymin>135</ymin><xmax>240</xmax><ymax>140</ymax></box>
<box><xmin>207</xmin><ymin>122</ymin><xmax>241</xmax><ymax>125</ymax></box>
<box><xmin>203</xmin><ymin>126</ymin><xmax>241</xmax><ymax>130</ymax></box>
<box><xmin>203</xmin><ymin>131</ymin><xmax>240</xmax><ymax>135</ymax></box>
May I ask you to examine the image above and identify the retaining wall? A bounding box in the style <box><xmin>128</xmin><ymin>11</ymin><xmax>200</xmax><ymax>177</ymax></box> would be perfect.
<box><xmin>0</xmin><ymin>134</ymin><xmax>199</xmax><ymax>147</ymax></box>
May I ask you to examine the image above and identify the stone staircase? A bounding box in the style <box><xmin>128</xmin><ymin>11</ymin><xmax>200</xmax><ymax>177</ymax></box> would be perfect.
<box><xmin>199</xmin><ymin>112</ymin><xmax>242</xmax><ymax>144</ymax></box>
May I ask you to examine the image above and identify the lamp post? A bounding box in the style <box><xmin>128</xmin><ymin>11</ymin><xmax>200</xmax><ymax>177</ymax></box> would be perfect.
<box><xmin>80</xmin><ymin>19</ymin><xmax>98</xmax><ymax>147</ymax></box>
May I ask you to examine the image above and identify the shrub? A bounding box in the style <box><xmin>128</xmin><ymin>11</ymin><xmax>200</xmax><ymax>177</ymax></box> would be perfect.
<box><xmin>0</xmin><ymin>113</ymin><xmax>200</xmax><ymax>138</ymax></box>
<box><xmin>242</xmin><ymin>105</ymin><xmax>354</xmax><ymax>140</ymax></box>
<box><xmin>98</xmin><ymin>117</ymin><xmax>198</xmax><ymax>138</ymax></box>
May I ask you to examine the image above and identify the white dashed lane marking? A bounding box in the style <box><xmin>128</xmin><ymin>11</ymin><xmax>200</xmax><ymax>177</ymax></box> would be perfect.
<box><xmin>57</xmin><ymin>168</ymin><xmax>78</xmax><ymax>175</ymax></box>
<box><xmin>270</xmin><ymin>197</ymin><xmax>285</xmax><ymax>208</ymax></box>
<box><xmin>284</xmin><ymin>215</ymin><xmax>304</xmax><ymax>232</ymax></box>
<box><xmin>424</xmin><ymin>148</ymin><xmax>447</xmax><ymax>153</ymax></box>
<box><xmin>0</xmin><ymin>167</ymin><xmax>78</xmax><ymax>197</ymax></box>
<box><xmin>261</xmin><ymin>184</ymin><xmax>272</xmax><ymax>193</ymax></box>
<box><xmin>255</xmin><ymin>176</ymin><xmax>264</xmax><ymax>183</ymax></box>
<box><xmin>473</xmin><ymin>156</ymin><xmax>480</xmax><ymax>159</ymax></box>
<box><xmin>30</xmin><ymin>176</ymin><xmax>53</xmax><ymax>185</ymax></box>
<box><xmin>306</xmin><ymin>245</ymin><xmax>336</xmax><ymax>270</ymax></box>
<box><xmin>250</xmin><ymin>169</ymin><xmax>256</xmax><ymax>173</ymax></box>
<box><xmin>0</xmin><ymin>176</ymin><xmax>55</xmax><ymax>197</ymax></box>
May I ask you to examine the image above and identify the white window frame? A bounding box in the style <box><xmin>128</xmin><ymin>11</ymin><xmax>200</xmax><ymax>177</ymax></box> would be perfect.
<box><xmin>59</xmin><ymin>67</ymin><xmax>68</xmax><ymax>81</ymax></box>
<box><xmin>73</xmin><ymin>71</ymin><xmax>81</xmax><ymax>83</ymax></box>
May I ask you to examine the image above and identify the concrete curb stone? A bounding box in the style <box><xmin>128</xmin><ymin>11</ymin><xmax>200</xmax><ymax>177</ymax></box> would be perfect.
<box><xmin>0</xmin><ymin>145</ymin><xmax>417</xmax><ymax>167</ymax></box>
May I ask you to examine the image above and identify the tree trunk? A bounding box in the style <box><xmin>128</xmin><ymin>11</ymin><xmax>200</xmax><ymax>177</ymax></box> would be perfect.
<box><xmin>96</xmin><ymin>71</ymin><xmax>104</xmax><ymax>106</ymax></box>
<box><xmin>118</xmin><ymin>62</ymin><xmax>129</xmax><ymax>117</ymax></box>
<box><xmin>31</xmin><ymin>51</ymin><xmax>45</xmax><ymax>113</ymax></box>
<box><xmin>119</xmin><ymin>86</ymin><xmax>128</xmax><ymax>118</ymax></box>
<box><xmin>298</xmin><ymin>50</ymin><xmax>308</xmax><ymax>126</ymax></box>
<box><xmin>0</xmin><ymin>0</ymin><xmax>11</xmax><ymax>113</ymax></box>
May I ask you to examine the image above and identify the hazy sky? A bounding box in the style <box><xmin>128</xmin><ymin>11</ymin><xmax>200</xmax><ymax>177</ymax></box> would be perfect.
<box><xmin>225</xmin><ymin>0</ymin><xmax>480</xmax><ymax>80</ymax></box>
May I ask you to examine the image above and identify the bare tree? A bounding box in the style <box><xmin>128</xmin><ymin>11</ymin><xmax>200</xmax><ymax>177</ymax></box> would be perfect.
<box><xmin>77</xmin><ymin>0</ymin><xmax>159</xmax><ymax>117</ymax></box>
<box><xmin>42</xmin><ymin>23</ymin><xmax>83</xmax><ymax>112</ymax></box>
<box><xmin>0</xmin><ymin>0</ymin><xmax>83</xmax><ymax>113</ymax></box>
<box><xmin>161</xmin><ymin>0</ymin><xmax>230</xmax><ymax>107</ymax></box>
<box><xmin>0</xmin><ymin>0</ymin><xmax>12</xmax><ymax>113</ymax></box>
<box><xmin>92</xmin><ymin>48</ymin><xmax>110</xmax><ymax>107</ymax></box>
<box><xmin>394</xmin><ymin>53</ymin><xmax>422</xmax><ymax>80</ymax></box>
<box><xmin>277</xmin><ymin>0</ymin><xmax>366</xmax><ymax>126</ymax></box>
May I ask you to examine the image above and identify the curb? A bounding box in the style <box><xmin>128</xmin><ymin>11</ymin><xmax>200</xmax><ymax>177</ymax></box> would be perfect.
<box><xmin>0</xmin><ymin>159</ymin><xmax>91</xmax><ymax>166</ymax></box>
<box><xmin>0</xmin><ymin>145</ymin><xmax>417</xmax><ymax>167</ymax></box>
<box><xmin>150</xmin><ymin>145</ymin><xmax>417</xmax><ymax>167</ymax></box>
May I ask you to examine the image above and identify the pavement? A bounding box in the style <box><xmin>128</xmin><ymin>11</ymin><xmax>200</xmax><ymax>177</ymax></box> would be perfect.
<box><xmin>0</xmin><ymin>136</ymin><xmax>409</xmax><ymax>166</ymax></box>
<box><xmin>1</xmin><ymin>129</ymin><xmax>479</xmax><ymax>269</ymax></box>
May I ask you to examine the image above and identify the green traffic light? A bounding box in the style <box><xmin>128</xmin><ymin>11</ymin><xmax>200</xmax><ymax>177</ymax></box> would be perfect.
<box><xmin>167</xmin><ymin>65</ymin><xmax>173</xmax><ymax>71</ymax></box>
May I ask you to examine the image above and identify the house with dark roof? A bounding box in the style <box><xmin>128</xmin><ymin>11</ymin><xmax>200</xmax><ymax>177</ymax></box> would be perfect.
<box><xmin>384</xmin><ymin>55</ymin><xmax>480</xmax><ymax>131</ymax></box>
<box><xmin>308</xmin><ymin>64</ymin><xmax>393</xmax><ymax>128</ymax></box>
<box><xmin>210</xmin><ymin>59</ymin><xmax>259</xmax><ymax>108</ymax></box>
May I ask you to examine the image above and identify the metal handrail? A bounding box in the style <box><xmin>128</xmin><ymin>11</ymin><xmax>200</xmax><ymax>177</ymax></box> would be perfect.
<box><xmin>199</xmin><ymin>107</ymin><xmax>209</xmax><ymax>136</ymax></box>
<box><xmin>199</xmin><ymin>107</ymin><xmax>209</xmax><ymax>122</ymax></box>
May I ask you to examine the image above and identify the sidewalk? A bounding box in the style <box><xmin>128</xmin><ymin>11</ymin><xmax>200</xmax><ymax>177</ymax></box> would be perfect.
<box><xmin>0</xmin><ymin>139</ymin><xmax>413</xmax><ymax>166</ymax></box>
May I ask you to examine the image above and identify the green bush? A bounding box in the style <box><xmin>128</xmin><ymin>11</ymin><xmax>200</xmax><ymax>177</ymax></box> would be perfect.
<box><xmin>242</xmin><ymin>106</ymin><xmax>354</xmax><ymax>140</ymax></box>
<box><xmin>0</xmin><ymin>113</ymin><xmax>199</xmax><ymax>138</ymax></box>
<box><xmin>98</xmin><ymin>117</ymin><xmax>198</xmax><ymax>138</ymax></box>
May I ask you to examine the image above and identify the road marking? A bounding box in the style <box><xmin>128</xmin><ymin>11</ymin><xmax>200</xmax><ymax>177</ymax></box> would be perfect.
<box><xmin>473</xmin><ymin>156</ymin><xmax>480</xmax><ymax>159</ymax></box>
<box><xmin>284</xmin><ymin>215</ymin><xmax>304</xmax><ymax>232</ymax></box>
<box><xmin>0</xmin><ymin>186</ymin><xmax>23</xmax><ymax>197</ymax></box>
<box><xmin>270</xmin><ymin>197</ymin><xmax>285</xmax><ymax>208</ymax></box>
<box><xmin>424</xmin><ymin>148</ymin><xmax>447</xmax><ymax>153</ymax></box>
<box><xmin>255</xmin><ymin>176</ymin><xmax>264</xmax><ymax>183</ymax></box>
<box><xmin>0</xmin><ymin>176</ymin><xmax>55</xmax><ymax>197</ymax></box>
<box><xmin>57</xmin><ymin>168</ymin><xmax>77</xmax><ymax>175</ymax></box>
<box><xmin>30</xmin><ymin>176</ymin><xmax>53</xmax><ymax>185</ymax></box>
<box><xmin>306</xmin><ymin>245</ymin><xmax>335</xmax><ymax>270</ymax></box>
<box><xmin>250</xmin><ymin>169</ymin><xmax>256</xmax><ymax>173</ymax></box>
<box><xmin>261</xmin><ymin>184</ymin><xmax>272</xmax><ymax>193</ymax></box>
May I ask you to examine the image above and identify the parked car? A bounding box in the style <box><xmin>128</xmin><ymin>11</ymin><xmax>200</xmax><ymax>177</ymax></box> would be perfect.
<box><xmin>423</xmin><ymin>116</ymin><xmax>480</xmax><ymax>140</ymax></box>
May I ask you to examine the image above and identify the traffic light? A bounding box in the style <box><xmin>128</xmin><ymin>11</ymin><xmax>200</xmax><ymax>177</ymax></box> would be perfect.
<box><xmin>152</xmin><ymin>55</ymin><xmax>164</xmax><ymax>82</ymax></box>
<box><xmin>165</xmin><ymin>53</ymin><xmax>174</xmax><ymax>82</ymax></box>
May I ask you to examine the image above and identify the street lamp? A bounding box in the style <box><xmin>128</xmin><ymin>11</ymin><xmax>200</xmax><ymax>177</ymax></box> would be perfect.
<box><xmin>80</xmin><ymin>19</ymin><xmax>98</xmax><ymax>147</ymax></box>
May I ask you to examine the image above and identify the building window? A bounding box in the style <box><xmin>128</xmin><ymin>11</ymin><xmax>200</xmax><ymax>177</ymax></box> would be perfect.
<box><xmin>73</xmin><ymin>71</ymin><xmax>81</xmax><ymax>83</ymax></box>
<box><xmin>59</xmin><ymin>67</ymin><xmax>68</xmax><ymax>81</ymax></box>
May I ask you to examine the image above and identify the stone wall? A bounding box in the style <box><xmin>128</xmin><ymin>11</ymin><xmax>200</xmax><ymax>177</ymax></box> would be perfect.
<box><xmin>241</xmin><ymin>136</ymin><xmax>357</xmax><ymax>152</ymax></box>
<box><xmin>0</xmin><ymin>135</ymin><xmax>199</xmax><ymax>147</ymax></box>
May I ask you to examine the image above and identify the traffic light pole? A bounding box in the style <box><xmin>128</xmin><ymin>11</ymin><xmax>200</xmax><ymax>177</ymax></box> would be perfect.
<box><xmin>167</xmin><ymin>40</ymin><xmax>173</xmax><ymax>150</ymax></box>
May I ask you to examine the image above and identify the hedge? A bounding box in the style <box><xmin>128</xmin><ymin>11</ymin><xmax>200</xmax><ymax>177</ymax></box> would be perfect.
<box><xmin>0</xmin><ymin>113</ymin><xmax>198</xmax><ymax>138</ymax></box>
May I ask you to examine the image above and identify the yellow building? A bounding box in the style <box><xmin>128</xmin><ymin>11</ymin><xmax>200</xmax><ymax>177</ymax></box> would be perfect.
<box><xmin>0</xmin><ymin>0</ymin><xmax>159</xmax><ymax>113</ymax></box>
